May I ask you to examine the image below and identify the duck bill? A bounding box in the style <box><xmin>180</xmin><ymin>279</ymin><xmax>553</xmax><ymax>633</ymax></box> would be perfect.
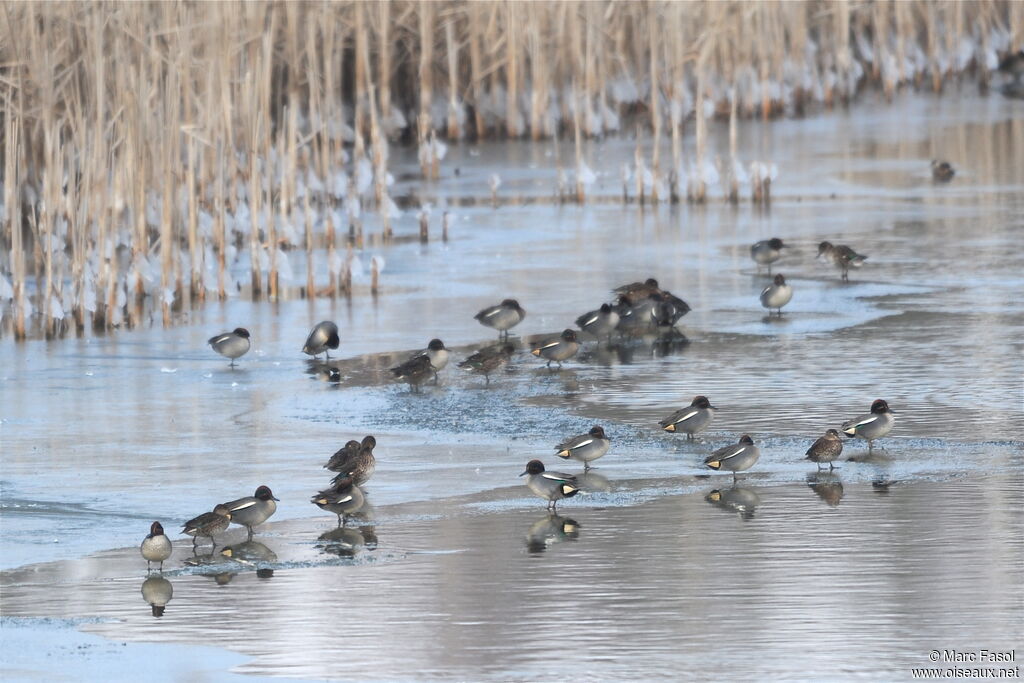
<box><xmin>272</xmin><ymin>496</ymin><xmax>281</xmax><ymax>501</ymax></box>
<box><xmin>518</xmin><ymin>471</ymin><xmax>528</xmax><ymax>477</ymax></box>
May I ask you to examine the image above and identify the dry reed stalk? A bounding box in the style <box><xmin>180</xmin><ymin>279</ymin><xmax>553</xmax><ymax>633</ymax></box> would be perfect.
<box><xmin>215</xmin><ymin>144</ymin><xmax>226</xmax><ymax>299</ymax></box>
<box><xmin>728</xmin><ymin>87</ymin><xmax>739</xmax><ymax>205</ymax></box>
<box><xmin>648</xmin><ymin>5</ymin><xmax>661</xmax><ymax>202</ymax></box>
<box><xmin>370</xmin><ymin>255</ymin><xmax>379</xmax><ymax>296</ymax></box>
<box><xmin>527</xmin><ymin>8</ymin><xmax>547</xmax><ymax>141</ymax></box>
<box><xmin>418</xmin><ymin>1</ymin><xmax>434</xmax><ymax>173</ymax></box>
<box><xmin>468</xmin><ymin>2</ymin><xmax>485</xmax><ymax>138</ymax></box>
<box><xmin>304</xmin><ymin>188</ymin><xmax>314</xmax><ymax>297</ymax></box>
<box><xmin>5</xmin><ymin>114</ymin><xmax>25</xmax><ymax>338</ymax></box>
<box><xmin>378</xmin><ymin>2</ymin><xmax>392</xmax><ymax>134</ymax></box>
<box><xmin>445</xmin><ymin>16</ymin><xmax>460</xmax><ymax>140</ymax></box>
<box><xmin>505</xmin><ymin>1</ymin><xmax>520</xmax><ymax>138</ymax></box>
<box><xmin>573</xmin><ymin>89</ymin><xmax>585</xmax><ymax>204</ymax></box>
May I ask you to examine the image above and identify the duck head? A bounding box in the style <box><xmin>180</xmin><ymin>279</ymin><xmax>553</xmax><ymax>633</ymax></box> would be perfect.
<box><xmin>589</xmin><ymin>426</ymin><xmax>606</xmax><ymax>439</ymax></box>
<box><xmin>738</xmin><ymin>435</ymin><xmax>755</xmax><ymax>445</ymax></box>
<box><xmin>520</xmin><ymin>460</ymin><xmax>545</xmax><ymax>476</ymax></box>
<box><xmin>148</xmin><ymin>521</ymin><xmax>164</xmax><ymax>537</ymax></box>
<box><xmin>692</xmin><ymin>395</ymin><xmax>717</xmax><ymax>410</ymax></box>
<box><xmin>255</xmin><ymin>485</ymin><xmax>279</xmax><ymax>501</ymax></box>
<box><xmin>428</xmin><ymin>339</ymin><xmax>445</xmax><ymax>351</ymax></box>
<box><xmin>870</xmin><ymin>399</ymin><xmax>892</xmax><ymax>414</ymax></box>
<box><xmin>233</xmin><ymin>328</ymin><xmax>251</xmax><ymax>338</ymax></box>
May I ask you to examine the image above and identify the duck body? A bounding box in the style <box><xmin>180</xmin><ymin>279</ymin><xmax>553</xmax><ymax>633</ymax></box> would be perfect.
<box><xmin>520</xmin><ymin>460</ymin><xmax>580</xmax><ymax>511</ymax></box>
<box><xmin>220</xmin><ymin>485</ymin><xmax>279</xmax><ymax>539</ymax></box>
<box><xmin>576</xmin><ymin>304</ymin><xmax>620</xmax><ymax>341</ymax></box>
<box><xmin>750</xmin><ymin>238</ymin><xmax>786</xmax><ymax>274</ymax></box>
<box><xmin>531</xmin><ymin>329</ymin><xmax>580</xmax><ymax>367</ymax></box>
<box><xmin>303</xmin><ymin>321</ymin><xmax>340</xmax><ymax>358</ymax></box>
<box><xmin>208</xmin><ymin>328</ymin><xmax>251</xmax><ymax>365</ymax></box>
<box><xmin>555</xmin><ymin>426</ymin><xmax>610</xmax><ymax>469</ymax></box>
<box><xmin>841</xmin><ymin>399</ymin><xmax>895</xmax><ymax>451</ymax></box>
<box><xmin>141</xmin><ymin>521</ymin><xmax>172</xmax><ymax>571</ymax></box>
<box><xmin>806</xmin><ymin>429</ymin><xmax>844</xmax><ymax>469</ymax></box>
<box><xmin>390</xmin><ymin>354</ymin><xmax>434</xmax><ymax>391</ymax></box>
<box><xmin>704</xmin><ymin>435</ymin><xmax>760</xmax><ymax>477</ymax></box>
<box><xmin>182</xmin><ymin>505</ymin><xmax>232</xmax><ymax>549</ymax></box>
<box><xmin>474</xmin><ymin>299</ymin><xmax>526</xmax><ymax>337</ymax></box>
<box><xmin>760</xmin><ymin>274</ymin><xmax>793</xmax><ymax>315</ymax></box>
<box><xmin>931</xmin><ymin>160</ymin><xmax>955</xmax><ymax>182</ymax></box>
<box><xmin>818</xmin><ymin>241</ymin><xmax>867</xmax><ymax>281</ymax></box>
<box><xmin>458</xmin><ymin>344</ymin><xmax>515</xmax><ymax>384</ymax></box>
<box><xmin>311</xmin><ymin>477</ymin><xmax>366</xmax><ymax>526</ymax></box>
<box><xmin>325</xmin><ymin>436</ymin><xmax>376</xmax><ymax>486</ymax></box>
<box><xmin>659</xmin><ymin>395</ymin><xmax>717</xmax><ymax>439</ymax></box>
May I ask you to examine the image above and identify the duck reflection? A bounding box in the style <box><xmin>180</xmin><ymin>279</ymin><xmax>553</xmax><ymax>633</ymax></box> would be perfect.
<box><xmin>806</xmin><ymin>471</ymin><xmax>844</xmax><ymax>507</ymax></box>
<box><xmin>220</xmin><ymin>540</ymin><xmax>278</xmax><ymax>566</ymax></box>
<box><xmin>525</xmin><ymin>513</ymin><xmax>581</xmax><ymax>554</ymax></box>
<box><xmin>317</xmin><ymin>526</ymin><xmax>367</xmax><ymax>559</ymax></box>
<box><xmin>183</xmin><ymin>550</ymin><xmax>238</xmax><ymax>584</ymax></box>
<box><xmin>141</xmin><ymin>575</ymin><xmax>173</xmax><ymax>618</ymax></box>
<box><xmin>306</xmin><ymin>360</ymin><xmax>342</xmax><ymax>383</ymax></box>
<box><xmin>704</xmin><ymin>486</ymin><xmax>761</xmax><ymax>520</ymax></box>
<box><xmin>575</xmin><ymin>470</ymin><xmax>612</xmax><ymax>493</ymax></box>
<box><xmin>589</xmin><ymin>336</ymin><xmax>689</xmax><ymax>365</ymax></box>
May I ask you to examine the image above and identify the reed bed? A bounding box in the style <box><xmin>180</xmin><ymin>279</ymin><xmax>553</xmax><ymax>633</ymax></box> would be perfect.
<box><xmin>1</xmin><ymin>1</ymin><xmax>1019</xmax><ymax>338</ymax></box>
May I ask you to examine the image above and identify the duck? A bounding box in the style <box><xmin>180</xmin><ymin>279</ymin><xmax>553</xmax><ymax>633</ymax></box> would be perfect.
<box><xmin>141</xmin><ymin>521</ymin><xmax>172</xmax><ymax>572</ymax></box>
<box><xmin>555</xmin><ymin>426</ymin><xmax>610</xmax><ymax>470</ymax></box>
<box><xmin>530</xmin><ymin>329</ymin><xmax>580</xmax><ymax>368</ymax></box>
<box><xmin>458</xmin><ymin>344</ymin><xmax>515</xmax><ymax>385</ymax></box>
<box><xmin>806</xmin><ymin>429</ymin><xmax>844</xmax><ymax>469</ymax></box>
<box><xmin>311</xmin><ymin>477</ymin><xmax>366</xmax><ymax>527</ymax></box>
<box><xmin>817</xmin><ymin>241</ymin><xmax>867</xmax><ymax>281</ymax></box>
<box><xmin>841</xmin><ymin>399</ymin><xmax>895</xmax><ymax>452</ymax></box>
<box><xmin>302</xmin><ymin>321</ymin><xmax>340</xmax><ymax>359</ymax></box>
<box><xmin>325</xmin><ymin>435</ymin><xmax>376</xmax><ymax>486</ymax></box>
<box><xmin>616</xmin><ymin>291</ymin><xmax>691</xmax><ymax>336</ymax></box>
<box><xmin>324</xmin><ymin>440</ymin><xmax>360</xmax><ymax>471</ymax></box>
<box><xmin>575</xmin><ymin>303</ymin><xmax>620</xmax><ymax>342</ymax></box>
<box><xmin>750</xmin><ymin>237</ymin><xmax>786</xmax><ymax>274</ymax></box>
<box><xmin>703</xmin><ymin>435</ymin><xmax>760</xmax><ymax>479</ymax></box>
<box><xmin>208</xmin><ymin>328</ymin><xmax>251</xmax><ymax>366</ymax></box>
<box><xmin>930</xmin><ymin>160</ymin><xmax>955</xmax><ymax>183</ymax></box>
<box><xmin>389</xmin><ymin>354</ymin><xmax>434</xmax><ymax>392</ymax></box>
<box><xmin>998</xmin><ymin>49</ymin><xmax>1024</xmax><ymax>82</ymax></box>
<box><xmin>613</xmin><ymin>278</ymin><xmax>662</xmax><ymax>306</ymax></box>
<box><xmin>220</xmin><ymin>485</ymin><xmax>279</xmax><ymax>540</ymax></box>
<box><xmin>474</xmin><ymin>299</ymin><xmax>526</xmax><ymax>338</ymax></box>
<box><xmin>759</xmin><ymin>273</ymin><xmax>793</xmax><ymax>316</ymax></box>
<box><xmin>181</xmin><ymin>504</ymin><xmax>232</xmax><ymax>550</ymax></box>
<box><xmin>520</xmin><ymin>460</ymin><xmax>580</xmax><ymax>511</ymax></box>
<box><xmin>419</xmin><ymin>339</ymin><xmax>449</xmax><ymax>380</ymax></box>
<box><xmin>659</xmin><ymin>395</ymin><xmax>717</xmax><ymax>439</ymax></box>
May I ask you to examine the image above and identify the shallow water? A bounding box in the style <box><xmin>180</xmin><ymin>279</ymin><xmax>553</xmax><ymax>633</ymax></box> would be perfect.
<box><xmin>2</xmin><ymin>92</ymin><xmax>1023</xmax><ymax>679</ymax></box>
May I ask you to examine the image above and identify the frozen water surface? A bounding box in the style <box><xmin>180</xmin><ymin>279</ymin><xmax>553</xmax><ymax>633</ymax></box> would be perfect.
<box><xmin>2</xmin><ymin>93</ymin><xmax>1022</xmax><ymax>680</ymax></box>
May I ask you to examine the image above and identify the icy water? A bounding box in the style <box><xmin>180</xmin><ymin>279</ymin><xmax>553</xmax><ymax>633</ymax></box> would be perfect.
<box><xmin>2</xmin><ymin>92</ymin><xmax>1023</xmax><ymax>680</ymax></box>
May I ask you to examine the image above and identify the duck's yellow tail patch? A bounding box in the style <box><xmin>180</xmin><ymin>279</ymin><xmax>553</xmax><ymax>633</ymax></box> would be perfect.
<box><xmin>706</xmin><ymin>460</ymin><xmax>721</xmax><ymax>470</ymax></box>
<box><xmin>557</xmin><ymin>449</ymin><xmax>571</xmax><ymax>458</ymax></box>
<box><xmin>531</xmin><ymin>348</ymin><xmax>541</xmax><ymax>356</ymax></box>
<box><xmin>663</xmin><ymin>424</ymin><xmax>676</xmax><ymax>432</ymax></box>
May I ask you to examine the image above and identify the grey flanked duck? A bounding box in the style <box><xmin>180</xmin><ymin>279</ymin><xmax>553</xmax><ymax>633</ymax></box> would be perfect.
<box><xmin>750</xmin><ymin>237</ymin><xmax>786</xmax><ymax>275</ymax></box>
<box><xmin>458</xmin><ymin>344</ymin><xmax>515</xmax><ymax>385</ymax></box>
<box><xmin>659</xmin><ymin>395</ymin><xmax>717</xmax><ymax>439</ymax></box>
<box><xmin>182</xmin><ymin>504</ymin><xmax>232</xmax><ymax>550</ymax></box>
<box><xmin>531</xmin><ymin>329</ymin><xmax>580</xmax><ymax>368</ymax></box>
<box><xmin>805</xmin><ymin>429</ymin><xmax>844</xmax><ymax>470</ymax></box>
<box><xmin>841</xmin><ymin>399</ymin><xmax>895</xmax><ymax>452</ymax></box>
<box><xmin>220</xmin><ymin>485</ymin><xmax>279</xmax><ymax>540</ymax></box>
<box><xmin>555</xmin><ymin>426</ymin><xmax>610</xmax><ymax>470</ymax></box>
<box><xmin>208</xmin><ymin>328</ymin><xmax>251</xmax><ymax>366</ymax></box>
<box><xmin>930</xmin><ymin>160</ymin><xmax>955</xmax><ymax>183</ymax></box>
<box><xmin>141</xmin><ymin>521</ymin><xmax>172</xmax><ymax>572</ymax></box>
<box><xmin>389</xmin><ymin>354</ymin><xmax>434</xmax><ymax>392</ymax></box>
<box><xmin>325</xmin><ymin>435</ymin><xmax>376</xmax><ymax>486</ymax></box>
<box><xmin>302</xmin><ymin>321</ymin><xmax>340</xmax><ymax>359</ymax></box>
<box><xmin>817</xmin><ymin>241</ymin><xmax>867</xmax><ymax>281</ymax></box>
<box><xmin>311</xmin><ymin>476</ymin><xmax>366</xmax><ymax>527</ymax></box>
<box><xmin>704</xmin><ymin>435</ymin><xmax>760</xmax><ymax>479</ymax></box>
<box><xmin>474</xmin><ymin>299</ymin><xmax>526</xmax><ymax>338</ymax></box>
<box><xmin>575</xmin><ymin>303</ymin><xmax>620</xmax><ymax>341</ymax></box>
<box><xmin>520</xmin><ymin>460</ymin><xmax>580</xmax><ymax>511</ymax></box>
<box><xmin>759</xmin><ymin>273</ymin><xmax>793</xmax><ymax>316</ymax></box>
